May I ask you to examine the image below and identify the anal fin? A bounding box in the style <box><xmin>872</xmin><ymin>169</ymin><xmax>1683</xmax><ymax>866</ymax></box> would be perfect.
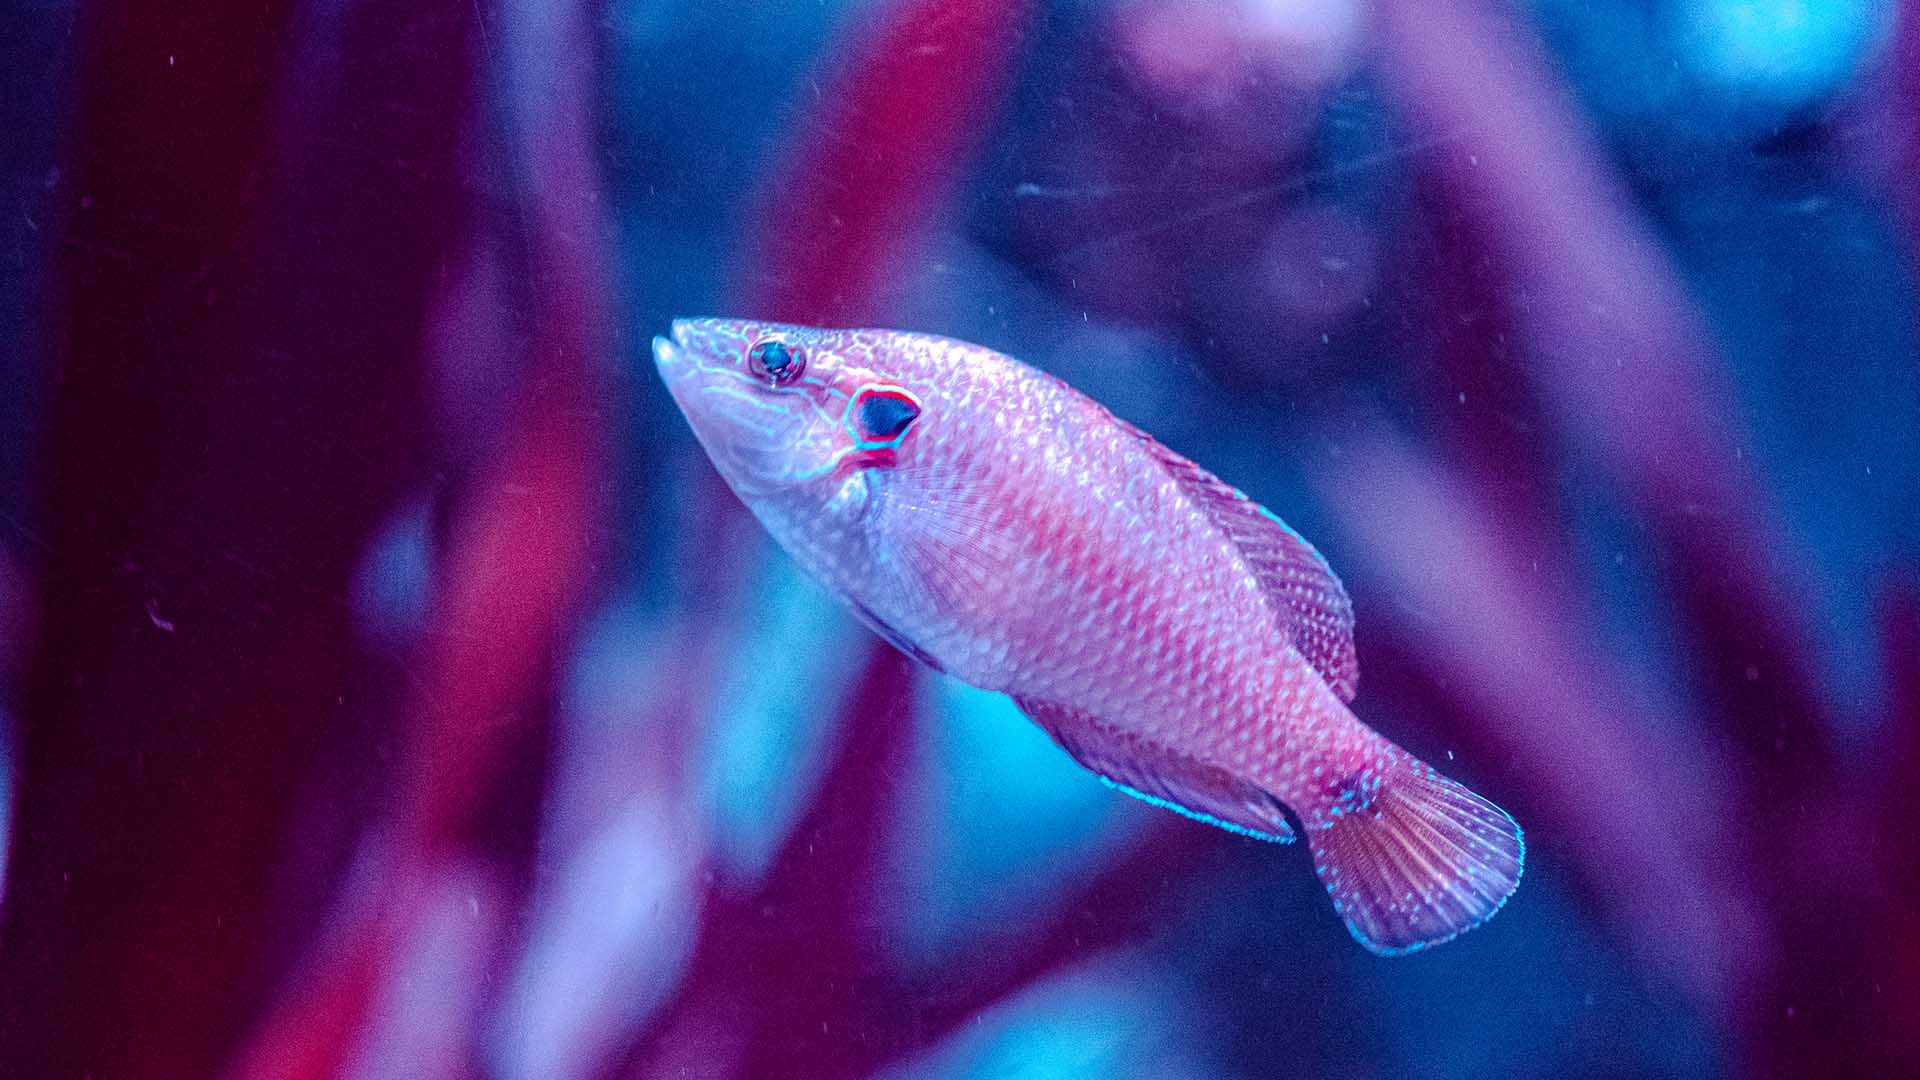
<box><xmin>1015</xmin><ymin>696</ymin><xmax>1294</xmax><ymax>843</ymax></box>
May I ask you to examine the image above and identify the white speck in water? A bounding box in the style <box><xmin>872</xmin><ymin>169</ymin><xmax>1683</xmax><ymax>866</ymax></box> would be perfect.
<box><xmin>1446</xmin><ymin>750</ymin><xmax>1455</xmax><ymax>761</ymax></box>
<box><xmin>1457</xmin><ymin>391</ymin><xmax>1467</xmax><ymax>404</ymax></box>
<box><xmin>146</xmin><ymin>598</ymin><xmax>176</xmax><ymax>634</ymax></box>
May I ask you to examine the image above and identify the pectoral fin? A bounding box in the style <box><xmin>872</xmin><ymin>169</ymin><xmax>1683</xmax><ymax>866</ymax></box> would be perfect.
<box><xmin>863</xmin><ymin>462</ymin><xmax>1020</xmax><ymax>615</ymax></box>
<box><xmin>1014</xmin><ymin>696</ymin><xmax>1295</xmax><ymax>843</ymax></box>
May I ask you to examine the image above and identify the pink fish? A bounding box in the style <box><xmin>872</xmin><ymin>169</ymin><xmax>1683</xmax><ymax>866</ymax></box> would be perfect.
<box><xmin>654</xmin><ymin>318</ymin><xmax>1523</xmax><ymax>954</ymax></box>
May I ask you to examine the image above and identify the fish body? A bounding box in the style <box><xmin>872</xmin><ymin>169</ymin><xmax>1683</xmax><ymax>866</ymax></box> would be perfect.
<box><xmin>653</xmin><ymin>318</ymin><xmax>1522</xmax><ymax>954</ymax></box>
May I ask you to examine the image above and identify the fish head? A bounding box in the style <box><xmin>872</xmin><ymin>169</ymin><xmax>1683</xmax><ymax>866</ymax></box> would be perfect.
<box><xmin>656</xmin><ymin>317</ymin><xmax>1014</xmax><ymax>678</ymax></box>
<box><xmin>652</xmin><ymin>318</ymin><xmax>935</xmax><ymax>511</ymax></box>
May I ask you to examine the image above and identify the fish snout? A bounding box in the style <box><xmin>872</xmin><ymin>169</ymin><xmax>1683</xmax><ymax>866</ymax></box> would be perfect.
<box><xmin>651</xmin><ymin>331</ymin><xmax>691</xmax><ymax>383</ymax></box>
<box><xmin>653</xmin><ymin>317</ymin><xmax>746</xmax><ymax>393</ymax></box>
<box><xmin>665</xmin><ymin>317</ymin><xmax>754</xmax><ymax>367</ymax></box>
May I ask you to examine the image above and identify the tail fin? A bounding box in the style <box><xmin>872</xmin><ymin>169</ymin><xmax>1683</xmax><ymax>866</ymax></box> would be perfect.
<box><xmin>1305</xmin><ymin>759</ymin><xmax>1523</xmax><ymax>956</ymax></box>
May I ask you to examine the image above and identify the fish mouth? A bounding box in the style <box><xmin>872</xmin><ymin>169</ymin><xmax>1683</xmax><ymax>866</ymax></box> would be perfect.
<box><xmin>651</xmin><ymin>319</ymin><xmax>696</xmax><ymax>382</ymax></box>
<box><xmin>650</xmin><ymin>334</ymin><xmax>682</xmax><ymax>377</ymax></box>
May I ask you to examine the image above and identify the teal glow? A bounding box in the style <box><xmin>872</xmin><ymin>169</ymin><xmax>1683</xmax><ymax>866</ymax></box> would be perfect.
<box><xmin>878</xmin><ymin>675</ymin><xmax>1134</xmax><ymax>971</ymax></box>
<box><xmin>1673</xmin><ymin>0</ymin><xmax>1891</xmax><ymax>108</ymax></box>
<box><xmin>697</xmin><ymin>553</ymin><xmax>868</xmax><ymax>882</ymax></box>
<box><xmin>871</xmin><ymin>959</ymin><xmax>1193</xmax><ymax>1080</ymax></box>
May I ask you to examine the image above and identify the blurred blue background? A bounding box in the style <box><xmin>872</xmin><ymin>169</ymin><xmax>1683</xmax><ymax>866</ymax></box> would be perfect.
<box><xmin>1</xmin><ymin>1</ymin><xmax>1917</xmax><ymax>1077</ymax></box>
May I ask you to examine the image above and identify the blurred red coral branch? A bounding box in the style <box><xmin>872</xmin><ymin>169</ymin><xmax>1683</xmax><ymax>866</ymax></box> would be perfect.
<box><xmin>617</xmin><ymin>643</ymin><xmax>1212</xmax><ymax>1080</ymax></box>
<box><xmin>740</xmin><ymin>0</ymin><xmax>1033</xmax><ymax>326</ymax></box>
<box><xmin>0</xmin><ymin>0</ymin><xmax>477</xmax><ymax>1074</ymax></box>
<box><xmin>224</xmin><ymin>0</ymin><xmax>618</xmax><ymax>1074</ymax></box>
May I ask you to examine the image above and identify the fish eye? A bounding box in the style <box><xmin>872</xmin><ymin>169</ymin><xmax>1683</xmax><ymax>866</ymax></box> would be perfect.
<box><xmin>850</xmin><ymin>386</ymin><xmax>921</xmax><ymax>448</ymax></box>
<box><xmin>747</xmin><ymin>339</ymin><xmax>804</xmax><ymax>385</ymax></box>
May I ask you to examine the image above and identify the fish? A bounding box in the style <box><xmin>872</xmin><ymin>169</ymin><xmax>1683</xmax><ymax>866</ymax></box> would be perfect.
<box><xmin>652</xmin><ymin>317</ymin><xmax>1523</xmax><ymax>955</ymax></box>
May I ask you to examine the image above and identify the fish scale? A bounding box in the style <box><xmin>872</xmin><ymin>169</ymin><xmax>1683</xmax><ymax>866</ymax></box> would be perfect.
<box><xmin>656</xmin><ymin>317</ymin><xmax>1524</xmax><ymax>956</ymax></box>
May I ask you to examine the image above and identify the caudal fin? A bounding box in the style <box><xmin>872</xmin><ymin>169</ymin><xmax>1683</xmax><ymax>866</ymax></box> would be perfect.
<box><xmin>1305</xmin><ymin>760</ymin><xmax>1523</xmax><ymax>956</ymax></box>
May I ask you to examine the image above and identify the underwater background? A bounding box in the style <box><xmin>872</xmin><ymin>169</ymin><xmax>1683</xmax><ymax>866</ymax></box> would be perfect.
<box><xmin>1</xmin><ymin>0</ymin><xmax>1917</xmax><ymax>1077</ymax></box>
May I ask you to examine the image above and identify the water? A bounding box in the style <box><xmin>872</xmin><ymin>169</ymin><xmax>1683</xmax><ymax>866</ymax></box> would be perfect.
<box><xmin>0</xmin><ymin>1</ymin><xmax>1915</xmax><ymax>1077</ymax></box>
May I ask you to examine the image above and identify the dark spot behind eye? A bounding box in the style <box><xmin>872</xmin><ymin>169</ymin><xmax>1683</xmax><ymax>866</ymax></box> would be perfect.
<box><xmin>856</xmin><ymin>390</ymin><xmax>920</xmax><ymax>443</ymax></box>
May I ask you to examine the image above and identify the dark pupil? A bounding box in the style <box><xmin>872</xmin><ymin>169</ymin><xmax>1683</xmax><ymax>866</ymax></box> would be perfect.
<box><xmin>858</xmin><ymin>392</ymin><xmax>919</xmax><ymax>440</ymax></box>
<box><xmin>752</xmin><ymin>341</ymin><xmax>795</xmax><ymax>378</ymax></box>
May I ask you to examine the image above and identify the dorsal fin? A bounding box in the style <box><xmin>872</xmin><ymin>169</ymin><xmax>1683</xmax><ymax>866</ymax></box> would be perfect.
<box><xmin>1015</xmin><ymin>695</ymin><xmax>1295</xmax><ymax>842</ymax></box>
<box><xmin>1121</xmin><ymin>420</ymin><xmax>1359</xmax><ymax>701</ymax></box>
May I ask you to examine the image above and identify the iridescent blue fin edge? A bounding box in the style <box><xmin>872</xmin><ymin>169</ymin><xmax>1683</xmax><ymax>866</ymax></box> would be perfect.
<box><xmin>1098</xmin><ymin>776</ymin><xmax>1295</xmax><ymax>843</ymax></box>
<box><xmin>1015</xmin><ymin>695</ymin><xmax>1298</xmax><ymax>844</ymax></box>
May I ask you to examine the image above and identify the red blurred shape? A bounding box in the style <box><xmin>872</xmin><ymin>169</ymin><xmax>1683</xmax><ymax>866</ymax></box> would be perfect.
<box><xmin>221</xmin><ymin>0</ymin><xmax>619</xmax><ymax>1072</ymax></box>
<box><xmin>739</xmin><ymin>0</ymin><xmax>1032</xmax><ymax>325</ymax></box>
<box><xmin>0</xmin><ymin>0</ymin><xmax>475</xmax><ymax>1075</ymax></box>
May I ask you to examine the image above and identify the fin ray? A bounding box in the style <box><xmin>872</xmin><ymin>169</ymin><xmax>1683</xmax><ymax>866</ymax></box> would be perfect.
<box><xmin>866</xmin><ymin>462</ymin><xmax>1020</xmax><ymax>615</ymax></box>
<box><xmin>850</xmin><ymin>462</ymin><xmax>1021</xmax><ymax>671</ymax></box>
<box><xmin>1304</xmin><ymin>759</ymin><xmax>1524</xmax><ymax>955</ymax></box>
